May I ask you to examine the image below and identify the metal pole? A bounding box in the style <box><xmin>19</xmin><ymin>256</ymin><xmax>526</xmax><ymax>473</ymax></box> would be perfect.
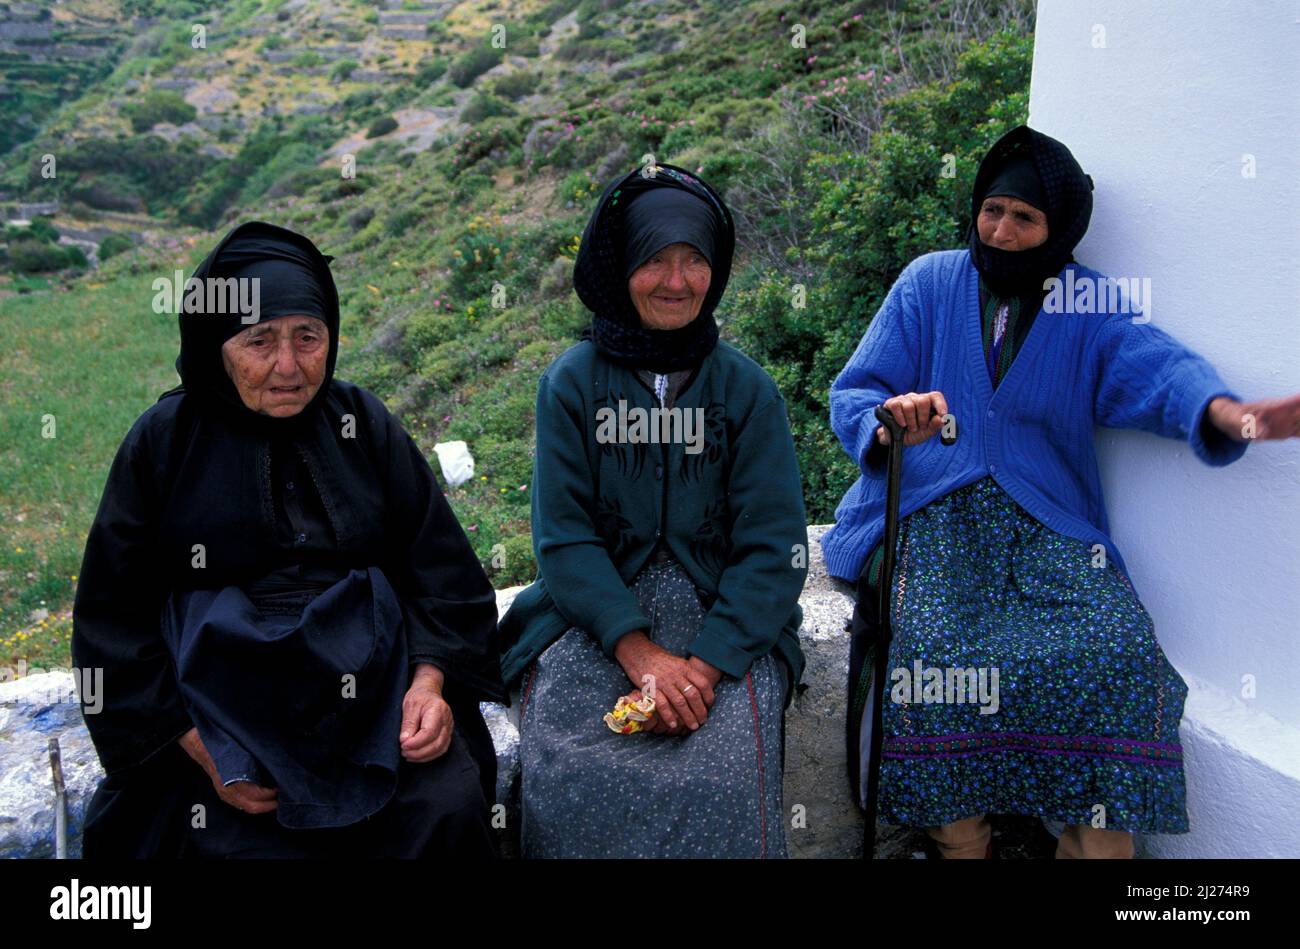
<box><xmin>49</xmin><ymin>737</ymin><xmax>67</xmax><ymax>859</ymax></box>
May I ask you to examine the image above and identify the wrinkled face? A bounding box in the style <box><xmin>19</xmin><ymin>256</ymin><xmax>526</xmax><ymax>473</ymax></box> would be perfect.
<box><xmin>627</xmin><ymin>242</ymin><xmax>712</xmax><ymax>331</ymax></box>
<box><xmin>977</xmin><ymin>195</ymin><xmax>1049</xmax><ymax>251</ymax></box>
<box><xmin>220</xmin><ymin>316</ymin><xmax>329</xmax><ymax>417</ymax></box>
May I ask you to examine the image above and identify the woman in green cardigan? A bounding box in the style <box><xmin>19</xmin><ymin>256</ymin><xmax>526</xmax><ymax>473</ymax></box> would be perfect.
<box><xmin>497</xmin><ymin>162</ymin><xmax>809</xmax><ymax>858</ymax></box>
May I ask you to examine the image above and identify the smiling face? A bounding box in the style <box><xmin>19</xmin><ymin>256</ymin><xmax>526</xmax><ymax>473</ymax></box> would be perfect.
<box><xmin>977</xmin><ymin>195</ymin><xmax>1049</xmax><ymax>251</ymax></box>
<box><xmin>627</xmin><ymin>242</ymin><xmax>712</xmax><ymax>331</ymax></box>
<box><xmin>220</xmin><ymin>316</ymin><xmax>329</xmax><ymax>417</ymax></box>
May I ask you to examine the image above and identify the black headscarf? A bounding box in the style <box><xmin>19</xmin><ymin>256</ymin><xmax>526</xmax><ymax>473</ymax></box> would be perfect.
<box><xmin>621</xmin><ymin>186</ymin><xmax>719</xmax><ymax>278</ymax></box>
<box><xmin>984</xmin><ymin>153</ymin><xmax>1047</xmax><ymax>214</ymax></box>
<box><xmin>172</xmin><ymin>220</ymin><xmax>340</xmax><ymax>434</ymax></box>
<box><xmin>967</xmin><ymin>125</ymin><xmax>1094</xmax><ymax>298</ymax></box>
<box><xmin>574</xmin><ymin>162</ymin><xmax>735</xmax><ymax>373</ymax></box>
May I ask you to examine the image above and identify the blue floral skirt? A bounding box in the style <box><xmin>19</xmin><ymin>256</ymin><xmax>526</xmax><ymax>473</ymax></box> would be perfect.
<box><xmin>857</xmin><ymin>475</ymin><xmax>1189</xmax><ymax>834</ymax></box>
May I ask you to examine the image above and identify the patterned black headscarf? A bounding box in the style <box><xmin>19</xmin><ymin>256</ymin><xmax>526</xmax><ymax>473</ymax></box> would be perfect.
<box><xmin>574</xmin><ymin>162</ymin><xmax>735</xmax><ymax>373</ymax></box>
<box><xmin>967</xmin><ymin>125</ymin><xmax>1094</xmax><ymax>297</ymax></box>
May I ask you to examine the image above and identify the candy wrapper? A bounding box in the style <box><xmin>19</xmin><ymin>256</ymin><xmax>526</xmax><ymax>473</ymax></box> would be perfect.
<box><xmin>603</xmin><ymin>692</ymin><xmax>657</xmax><ymax>734</ymax></box>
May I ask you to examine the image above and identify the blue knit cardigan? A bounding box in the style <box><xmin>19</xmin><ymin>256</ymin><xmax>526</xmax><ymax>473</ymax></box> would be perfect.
<box><xmin>822</xmin><ymin>249</ymin><xmax>1250</xmax><ymax>591</ymax></box>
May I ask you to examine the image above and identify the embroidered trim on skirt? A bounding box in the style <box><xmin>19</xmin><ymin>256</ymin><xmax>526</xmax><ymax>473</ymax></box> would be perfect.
<box><xmin>859</xmin><ymin>475</ymin><xmax>1190</xmax><ymax>834</ymax></box>
<box><xmin>518</xmin><ymin>556</ymin><xmax>788</xmax><ymax>858</ymax></box>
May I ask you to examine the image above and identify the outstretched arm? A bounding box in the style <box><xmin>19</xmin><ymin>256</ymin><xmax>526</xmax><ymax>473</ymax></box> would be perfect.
<box><xmin>1203</xmin><ymin>393</ymin><xmax>1300</xmax><ymax>443</ymax></box>
<box><xmin>1092</xmin><ymin>313</ymin><xmax>1251</xmax><ymax>466</ymax></box>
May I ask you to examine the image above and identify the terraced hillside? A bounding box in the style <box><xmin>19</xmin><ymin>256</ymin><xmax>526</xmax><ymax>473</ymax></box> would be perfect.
<box><xmin>0</xmin><ymin>0</ymin><xmax>1036</xmax><ymax>665</ymax></box>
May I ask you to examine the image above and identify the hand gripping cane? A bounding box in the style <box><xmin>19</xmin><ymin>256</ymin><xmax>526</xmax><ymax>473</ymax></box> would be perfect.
<box><xmin>860</xmin><ymin>402</ymin><xmax>957</xmax><ymax>858</ymax></box>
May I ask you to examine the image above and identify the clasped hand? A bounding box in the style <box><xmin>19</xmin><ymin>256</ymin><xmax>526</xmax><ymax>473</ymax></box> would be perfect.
<box><xmin>614</xmin><ymin>631</ymin><xmax>723</xmax><ymax>736</ymax></box>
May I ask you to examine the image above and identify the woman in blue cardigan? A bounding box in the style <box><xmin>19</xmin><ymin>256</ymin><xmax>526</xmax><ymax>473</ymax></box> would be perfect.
<box><xmin>823</xmin><ymin>125</ymin><xmax>1300</xmax><ymax>858</ymax></box>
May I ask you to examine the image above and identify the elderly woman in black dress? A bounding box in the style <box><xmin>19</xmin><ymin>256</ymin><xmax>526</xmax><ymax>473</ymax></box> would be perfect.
<box><xmin>73</xmin><ymin>221</ymin><xmax>505</xmax><ymax>859</ymax></box>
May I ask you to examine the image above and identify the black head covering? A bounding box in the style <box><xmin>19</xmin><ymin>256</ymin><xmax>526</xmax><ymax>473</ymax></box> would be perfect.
<box><xmin>172</xmin><ymin>220</ymin><xmax>340</xmax><ymax>433</ymax></box>
<box><xmin>967</xmin><ymin>125</ymin><xmax>1094</xmax><ymax>297</ymax></box>
<box><xmin>574</xmin><ymin>162</ymin><xmax>734</xmax><ymax>373</ymax></box>
<box><xmin>621</xmin><ymin>186</ymin><xmax>718</xmax><ymax>278</ymax></box>
<box><xmin>984</xmin><ymin>154</ymin><xmax>1047</xmax><ymax>215</ymax></box>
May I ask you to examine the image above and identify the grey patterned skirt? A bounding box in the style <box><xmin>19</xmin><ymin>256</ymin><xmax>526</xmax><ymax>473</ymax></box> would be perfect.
<box><xmin>518</xmin><ymin>556</ymin><xmax>788</xmax><ymax>858</ymax></box>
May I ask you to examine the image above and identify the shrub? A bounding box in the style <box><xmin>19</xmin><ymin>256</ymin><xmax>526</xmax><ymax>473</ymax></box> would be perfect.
<box><xmin>8</xmin><ymin>239</ymin><xmax>82</xmax><ymax>273</ymax></box>
<box><xmin>25</xmin><ymin>217</ymin><xmax>60</xmax><ymax>243</ymax></box>
<box><xmin>69</xmin><ymin>174</ymin><xmax>145</xmax><ymax>212</ymax></box>
<box><xmin>122</xmin><ymin>89</ymin><xmax>196</xmax><ymax>132</ymax></box>
<box><xmin>386</xmin><ymin>206</ymin><xmax>423</xmax><ymax>238</ymax></box>
<box><xmin>452</xmin><ymin>119</ymin><xmax>521</xmax><ymax>174</ymax></box>
<box><xmin>491</xmin><ymin>69</ymin><xmax>535</xmax><ymax>101</ymax></box>
<box><xmin>412</xmin><ymin>57</ymin><xmax>448</xmax><ymax>87</ymax></box>
<box><xmin>97</xmin><ymin>233</ymin><xmax>134</xmax><ymax>260</ymax></box>
<box><xmin>486</xmin><ymin>533</ymin><xmax>535</xmax><ymax>587</ymax></box>
<box><xmin>331</xmin><ymin>59</ymin><xmax>359</xmax><ymax>81</ymax></box>
<box><xmin>459</xmin><ymin>92</ymin><xmax>514</xmax><ymax>125</ymax></box>
<box><xmin>447</xmin><ymin>45</ymin><xmax>502</xmax><ymax>88</ymax></box>
<box><xmin>448</xmin><ymin>227</ymin><xmax>508</xmax><ymax>298</ymax></box>
<box><xmin>366</xmin><ymin>115</ymin><xmax>398</xmax><ymax>138</ymax></box>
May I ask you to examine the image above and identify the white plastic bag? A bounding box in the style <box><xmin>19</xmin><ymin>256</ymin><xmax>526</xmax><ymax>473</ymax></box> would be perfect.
<box><xmin>432</xmin><ymin>440</ymin><xmax>475</xmax><ymax>488</ymax></box>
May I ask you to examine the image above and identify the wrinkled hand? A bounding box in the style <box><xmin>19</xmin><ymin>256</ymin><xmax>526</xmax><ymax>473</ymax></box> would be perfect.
<box><xmin>615</xmin><ymin>632</ymin><xmax>721</xmax><ymax>735</ymax></box>
<box><xmin>178</xmin><ymin>726</ymin><xmax>278</xmax><ymax>815</ymax></box>
<box><xmin>1209</xmin><ymin>394</ymin><xmax>1300</xmax><ymax>442</ymax></box>
<box><xmin>399</xmin><ymin>663</ymin><xmax>454</xmax><ymax>763</ymax></box>
<box><xmin>876</xmin><ymin>391</ymin><xmax>950</xmax><ymax>448</ymax></box>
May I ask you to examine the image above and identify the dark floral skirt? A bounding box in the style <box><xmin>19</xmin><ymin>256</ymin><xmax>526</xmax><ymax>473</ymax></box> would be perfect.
<box><xmin>854</xmin><ymin>475</ymin><xmax>1189</xmax><ymax>834</ymax></box>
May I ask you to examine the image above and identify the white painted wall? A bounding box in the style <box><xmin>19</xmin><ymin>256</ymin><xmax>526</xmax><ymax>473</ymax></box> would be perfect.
<box><xmin>1029</xmin><ymin>0</ymin><xmax>1300</xmax><ymax>856</ymax></box>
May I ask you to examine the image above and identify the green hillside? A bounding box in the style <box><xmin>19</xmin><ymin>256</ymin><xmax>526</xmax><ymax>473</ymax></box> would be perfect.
<box><xmin>0</xmin><ymin>0</ymin><xmax>1035</xmax><ymax>666</ymax></box>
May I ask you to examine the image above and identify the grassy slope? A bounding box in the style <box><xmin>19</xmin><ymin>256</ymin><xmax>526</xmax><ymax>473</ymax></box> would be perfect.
<box><xmin>0</xmin><ymin>256</ymin><xmax>190</xmax><ymax>666</ymax></box>
<box><xmin>0</xmin><ymin>0</ymin><xmax>1034</xmax><ymax>666</ymax></box>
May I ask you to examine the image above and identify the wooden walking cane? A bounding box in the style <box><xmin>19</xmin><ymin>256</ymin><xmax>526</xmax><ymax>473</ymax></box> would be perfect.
<box><xmin>860</xmin><ymin>402</ymin><xmax>957</xmax><ymax>858</ymax></box>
